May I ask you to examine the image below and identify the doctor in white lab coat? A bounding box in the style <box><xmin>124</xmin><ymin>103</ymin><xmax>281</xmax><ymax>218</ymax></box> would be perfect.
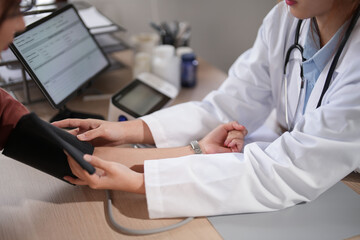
<box><xmin>55</xmin><ymin>0</ymin><xmax>360</xmax><ymax>218</ymax></box>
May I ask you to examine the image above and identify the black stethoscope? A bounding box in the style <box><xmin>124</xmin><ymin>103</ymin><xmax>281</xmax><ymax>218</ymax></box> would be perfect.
<box><xmin>283</xmin><ymin>5</ymin><xmax>360</xmax><ymax>131</ymax></box>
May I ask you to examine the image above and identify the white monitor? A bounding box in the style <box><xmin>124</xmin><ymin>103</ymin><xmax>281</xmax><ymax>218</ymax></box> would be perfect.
<box><xmin>10</xmin><ymin>4</ymin><xmax>110</xmax><ymax>109</ymax></box>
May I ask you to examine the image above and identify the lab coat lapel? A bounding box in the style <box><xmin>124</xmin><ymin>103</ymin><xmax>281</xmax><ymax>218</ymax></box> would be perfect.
<box><xmin>304</xmin><ymin>57</ymin><xmax>336</xmax><ymax>112</ymax></box>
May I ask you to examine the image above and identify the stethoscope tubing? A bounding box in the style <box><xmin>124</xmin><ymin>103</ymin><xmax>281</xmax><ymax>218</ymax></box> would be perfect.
<box><xmin>283</xmin><ymin>5</ymin><xmax>360</xmax><ymax>131</ymax></box>
<box><xmin>316</xmin><ymin>4</ymin><xmax>360</xmax><ymax>108</ymax></box>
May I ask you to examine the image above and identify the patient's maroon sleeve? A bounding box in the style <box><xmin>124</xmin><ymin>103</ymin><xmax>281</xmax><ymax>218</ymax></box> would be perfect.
<box><xmin>0</xmin><ymin>88</ymin><xmax>29</xmax><ymax>150</ymax></box>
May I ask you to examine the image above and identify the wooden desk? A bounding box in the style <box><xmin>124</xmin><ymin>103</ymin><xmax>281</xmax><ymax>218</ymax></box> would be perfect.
<box><xmin>0</xmin><ymin>51</ymin><xmax>226</xmax><ymax>240</ymax></box>
<box><xmin>1</xmin><ymin>50</ymin><xmax>359</xmax><ymax>240</ymax></box>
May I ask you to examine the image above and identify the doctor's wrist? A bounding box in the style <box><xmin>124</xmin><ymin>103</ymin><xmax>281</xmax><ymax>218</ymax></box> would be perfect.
<box><xmin>132</xmin><ymin>172</ymin><xmax>146</xmax><ymax>194</ymax></box>
<box><xmin>191</xmin><ymin>140</ymin><xmax>205</xmax><ymax>154</ymax></box>
<box><xmin>121</xmin><ymin>119</ymin><xmax>155</xmax><ymax>145</ymax></box>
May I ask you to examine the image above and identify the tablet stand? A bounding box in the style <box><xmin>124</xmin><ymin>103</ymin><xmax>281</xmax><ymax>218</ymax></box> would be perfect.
<box><xmin>50</xmin><ymin>105</ymin><xmax>104</xmax><ymax>122</ymax></box>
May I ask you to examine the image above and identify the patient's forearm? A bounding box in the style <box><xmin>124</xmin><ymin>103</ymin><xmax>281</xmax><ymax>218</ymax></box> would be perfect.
<box><xmin>94</xmin><ymin>145</ymin><xmax>194</xmax><ymax>168</ymax></box>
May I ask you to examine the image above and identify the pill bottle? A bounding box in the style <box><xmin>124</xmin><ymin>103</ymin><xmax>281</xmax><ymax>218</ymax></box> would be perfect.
<box><xmin>181</xmin><ymin>53</ymin><xmax>198</xmax><ymax>88</ymax></box>
<box><xmin>151</xmin><ymin>45</ymin><xmax>180</xmax><ymax>90</ymax></box>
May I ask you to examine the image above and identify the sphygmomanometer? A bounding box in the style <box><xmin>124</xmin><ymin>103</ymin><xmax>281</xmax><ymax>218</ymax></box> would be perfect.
<box><xmin>108</xmin><ymin>72</ymin><xmax>178</xmax><ymax>121</ymax></box>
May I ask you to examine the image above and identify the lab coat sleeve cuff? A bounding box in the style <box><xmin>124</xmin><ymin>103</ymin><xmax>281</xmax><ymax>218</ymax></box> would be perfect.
<box><xmin>140</xmin><ymin>115</ymin><xmax>171</xmax><ymax>148</ymax></box>
<box><xmin>144</xmin><ymin>160</ymin><xmax>165</xmax><ymax>219</ymax></box>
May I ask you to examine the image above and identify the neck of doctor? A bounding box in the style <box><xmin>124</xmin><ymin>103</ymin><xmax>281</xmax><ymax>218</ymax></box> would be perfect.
<box><xmin>315</xmin><ymin>2</ymin><xmax>357</xmax><ymax>48</ymax></box>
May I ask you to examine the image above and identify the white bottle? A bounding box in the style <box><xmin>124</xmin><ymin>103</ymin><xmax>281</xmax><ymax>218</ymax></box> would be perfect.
<box><xmin>129</xmin><ymin>33</ymin><xmax>159</xmax><ymax>55</ymax></box>
<box><xmin>151</xmin><ymin>45</ymin><xmax>180</xmax><ymax>90</ymax></box>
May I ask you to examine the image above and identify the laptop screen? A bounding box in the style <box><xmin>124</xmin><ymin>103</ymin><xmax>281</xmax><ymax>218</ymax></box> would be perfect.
<box><xmin>10</xmin><ymin>5</ymin><xmax>109</xmax><ymax>108</ymax></box>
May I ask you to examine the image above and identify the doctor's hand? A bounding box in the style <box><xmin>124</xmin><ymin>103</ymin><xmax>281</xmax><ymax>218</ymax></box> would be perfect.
<box><xmin>199</xmin><ymin>121</ymin><xmax>247</xmax><ymax>154</ymax></box>
<box><xmin>63</xmin><ymin>153</ymin><xmax>145</xmax><ymax>194</ymax></box>
<box><xmin>53</xmin><ymin>118</ymin><xmax>154</xmax><ymax>147</ymax></box>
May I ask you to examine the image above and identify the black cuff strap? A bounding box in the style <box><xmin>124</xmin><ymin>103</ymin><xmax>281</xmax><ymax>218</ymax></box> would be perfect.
<box><xmin>3</xmin><ymin>112</ymin><xmax>95</xmax><ymax>183</ymax></box>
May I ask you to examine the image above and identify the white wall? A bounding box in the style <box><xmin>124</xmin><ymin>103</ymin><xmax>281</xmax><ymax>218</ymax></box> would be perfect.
<box><xmin>74</xmin><ymin>0</ymin><xmax>276</xmax><ymax>72</ymax></box>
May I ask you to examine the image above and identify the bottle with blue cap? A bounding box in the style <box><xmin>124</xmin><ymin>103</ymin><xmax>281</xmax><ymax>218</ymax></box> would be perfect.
<box><xmin>181</xmin><ymin>53</ymin><xmax>198</xmax><ymax>87</ymax></box>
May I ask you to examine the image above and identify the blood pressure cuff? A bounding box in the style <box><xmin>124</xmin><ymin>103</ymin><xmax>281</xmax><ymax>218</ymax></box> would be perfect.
<box><xmin>3</xmin><ymin>112</ymin><xmax>95</xmax><ymax>183</ymax></box>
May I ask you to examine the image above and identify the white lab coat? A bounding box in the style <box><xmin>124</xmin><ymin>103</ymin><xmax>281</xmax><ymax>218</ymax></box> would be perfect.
<box><xmin>141</xmin><ymin>2</ymin><xmax>360</xmax><ymax>218</ymax></box>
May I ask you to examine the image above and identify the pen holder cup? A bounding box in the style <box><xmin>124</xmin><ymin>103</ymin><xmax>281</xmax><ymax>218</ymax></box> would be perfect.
<box><xmin>150</xmin><ymin>21</ymin><xmax>191</xmax><ymax>48</ymax></box>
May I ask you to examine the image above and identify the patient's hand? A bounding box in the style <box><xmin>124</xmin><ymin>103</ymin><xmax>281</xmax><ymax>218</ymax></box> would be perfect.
<box><xmin>199</xmin><ymin>121</ymin><xmax>247</xmax><ymax>154</ymax></box>
<box><xmin>64</xmin><ymin>152</ymin><xmax>145</xmax><ymax>193</ymax></box>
